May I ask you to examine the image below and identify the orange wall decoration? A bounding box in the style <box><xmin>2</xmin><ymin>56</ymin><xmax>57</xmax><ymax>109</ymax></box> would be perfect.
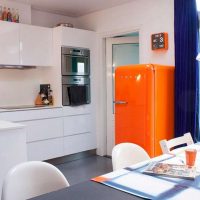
<box><xmin>151</xmin><ymin>32</ymin><xmax>168</xmax><ymax>51</ymax></box>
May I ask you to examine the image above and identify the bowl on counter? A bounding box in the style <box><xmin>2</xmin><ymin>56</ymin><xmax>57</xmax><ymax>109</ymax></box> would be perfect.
<box><xmin>55</xmin><ymin>23</ymin><xmax>74</xmax><ymax>28</ymax></box>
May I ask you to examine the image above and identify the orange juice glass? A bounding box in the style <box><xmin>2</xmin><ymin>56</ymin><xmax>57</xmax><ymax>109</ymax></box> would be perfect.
<box><xmin>185</xmin><ymin>149</ymin><xmax>197</xmax><ymax>167</ymax></box>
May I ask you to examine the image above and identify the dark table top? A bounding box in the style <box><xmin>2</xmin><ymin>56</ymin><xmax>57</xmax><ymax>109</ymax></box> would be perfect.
<box><xmin>30</xmin><ymin>180</ymin><xmax>144</xmax><ymax>200</ymax></box>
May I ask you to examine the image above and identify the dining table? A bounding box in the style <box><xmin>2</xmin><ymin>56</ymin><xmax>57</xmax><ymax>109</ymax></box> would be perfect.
<box><xmin>29</xmin><ymin>180</ymin><xmax>143</xmax><ymax>200</ymax></box>
<box><xmin>30</xmin><ymin>144</ymin><xmax>200</xmax><ymax>200</ymax></box>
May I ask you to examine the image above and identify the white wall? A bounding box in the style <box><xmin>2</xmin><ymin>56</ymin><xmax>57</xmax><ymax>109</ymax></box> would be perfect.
<box><xmin>0</xmin><ymin>68</ymin><xmax>54</xmax><ymax>107</ymax></box>
<box><xmin>77</xmin><ymin>0</ymin><xmax>174</xmax><ymax>65</ymax></box>
<box><xmin>31</xmin><ymin>9</ymin><xmax>78</xmax><ymax>28</ymax></box>
<box><xmin>0</xmin><ymin>0</ymin><xmax>31</xmax><ymax>24</ymax></box>
<box><xmin>76</xmin><ymin>0</ymin><xmax>174</xmax><ymax>155</ymax></box>
<box><xmin>0</xmin><ymin>0</ymin><xmax>78</xmax><ymax>28</ymax></box>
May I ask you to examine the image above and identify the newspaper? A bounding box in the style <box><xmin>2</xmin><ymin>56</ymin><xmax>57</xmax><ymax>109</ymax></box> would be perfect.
<box><xmin>143</xmin><ymin>162</ymin><xmax>196</xmax><ymax>180</ymax></box>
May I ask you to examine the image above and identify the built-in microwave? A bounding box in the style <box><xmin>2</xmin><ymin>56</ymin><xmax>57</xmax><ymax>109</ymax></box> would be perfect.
<box><xmin>61</xmin><ymin>47</ymin><xmax>90</xmax><ymax>76</ymax></box>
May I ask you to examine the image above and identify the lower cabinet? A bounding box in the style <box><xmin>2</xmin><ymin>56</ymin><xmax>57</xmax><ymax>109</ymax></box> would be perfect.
<box><xmin>0</xmin><ymin>123</ymin><xmax>27</xmax><ymax>198</ymax></box>
<box><xmin>64</xmin><ymin>132</ymin><xmax>96</xmax><ymax>155</ymax></box>
<box><xmin>27</xmin><ymin>138</ymin><xmax>63</xmax><ymax>161</ymax></box>
<box><xmin>19</xmin><ymin>117</ymin><xmax>64</xmax><ymax>161</ymax></box>
<box><xmin>23</xmin><ymin>118</ymin><xmax>63</xmax><ymax>142</ymax></box>
<box><xmin>63</xmin><ymin>114</ymin><xmax>91</xmax><ymax>136</ymax></box>
<box><xmin>0</xmin><ymin>107</ymin><xmax>96</xmax><ymax>161</ymax></box>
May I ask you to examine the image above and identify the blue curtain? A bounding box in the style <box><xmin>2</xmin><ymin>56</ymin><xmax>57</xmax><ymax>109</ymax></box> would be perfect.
<box><xmin>174</xmin><ymin>0</ymin><xmax>199</xmax><ymax>141</ymax></box>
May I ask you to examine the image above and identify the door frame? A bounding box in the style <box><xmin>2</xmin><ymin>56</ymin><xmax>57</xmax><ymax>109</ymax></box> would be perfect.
<box><xmin>95</xmin><ymin>27</ymin><xmax>141</xmax><ymax>156</ymax></box>
<box><xmin>106</xmin><ymin>36</ymin><xmax>140</xmax><ymax>156</ymax></box>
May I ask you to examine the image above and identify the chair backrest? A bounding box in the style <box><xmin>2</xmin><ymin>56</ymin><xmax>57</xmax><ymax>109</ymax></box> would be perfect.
<box><xmin>2</xmin><ymin>161</ymin><xmax>69</xmax><ymax>200</ymax></box>
<box><xmin>160</xmin><ymin>132</ymin><xmax>194</xmax><ymax>154</ymax></box>
<box><xmin>112</xmin><ymin>143</ymin><xmax>150</xmax><ymax>171</ymax></box>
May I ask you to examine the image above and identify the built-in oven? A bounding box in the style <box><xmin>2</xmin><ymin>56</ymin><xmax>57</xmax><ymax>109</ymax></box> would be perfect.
<box><xmin>61</xmin><ymin>47</ymin><xmax>90</xmax><ymax>76</ymax></box>
<box><xmin>62</xmin><ymin>76</ymin><xmax>90</xmax><ymax>106</ymax></box>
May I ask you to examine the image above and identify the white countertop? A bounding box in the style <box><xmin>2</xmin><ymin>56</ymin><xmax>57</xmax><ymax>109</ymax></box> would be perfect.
<box><xmin>0</xmin><ymin>105</ymin><xmax>62</xmax><ymax>112</ymax></box>
<box><xmin>0</xmin><ymin>120</ymin><xmax>25</xmax><ymax>131</ymax></box>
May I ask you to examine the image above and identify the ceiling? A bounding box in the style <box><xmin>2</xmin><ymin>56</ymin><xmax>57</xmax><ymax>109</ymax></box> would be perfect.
<box><xmin>12</xmin><ymin>0</ymin><xmax>135</xmax><ymax>17</ymax></box>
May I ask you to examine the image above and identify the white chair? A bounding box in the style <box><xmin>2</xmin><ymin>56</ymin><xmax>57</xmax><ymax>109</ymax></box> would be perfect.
<box><xmin>112</xmin><ymin>143</ymin><xmax>150</xmax><ymax>171</ymax></box>
<box><xmin>2</xmin><ymin>161</ymin><xmax>70</xmax><ymax>200</ymax></box>
<box><xmin>160</xmin><ymin>132</ymin><xmax>194</xmax><ymax>154</ymax></box>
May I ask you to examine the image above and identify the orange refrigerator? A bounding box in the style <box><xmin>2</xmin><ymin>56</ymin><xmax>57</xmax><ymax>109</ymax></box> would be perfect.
<box><xmin>115</xmin><ymin>64</ymin><xmax>174</xmax><ymax>157</ymax></box>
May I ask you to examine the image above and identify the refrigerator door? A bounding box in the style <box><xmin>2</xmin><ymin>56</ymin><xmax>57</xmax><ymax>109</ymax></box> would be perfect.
<box><xmin>115</xmin><ymin>64</ymin><xmax>155</xmax><ymax>157</ymax></box>
<box><xmin>154</xmin><ymin>65</ymin><xmax>174</xmax><ymax>156</ymax></box>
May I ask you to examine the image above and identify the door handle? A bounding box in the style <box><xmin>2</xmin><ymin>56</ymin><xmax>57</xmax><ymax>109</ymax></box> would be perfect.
<box><xmin>113</xmin><ymin>101</ymin><xmax>128</xmax><ymax>105</ymax></box>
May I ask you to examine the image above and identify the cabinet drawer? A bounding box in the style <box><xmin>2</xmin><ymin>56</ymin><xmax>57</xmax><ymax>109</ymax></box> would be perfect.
<box><xmin>63</xmin><ymin>132</ymin><xmax>96</xmax><ymax>155</ymax></box>
<box><xmin>0</xmin><ymin>108</ymin><xmax>63</xmax><ymax>122</ymax></box>
<box><xmin>62</xmin><ymin>105</ymin><xmax>91</xmax><ymax>116</ymax></box>
<box><xmin>23</xmin><ymin>118</ymin><xmax>63</xmax><ymax>142</ymax></box>
<box><xmin>27</xmin><ymin>138</ymin><xmax>63</xmax><ymax>161</ymax></box>
<box><xmin>63</xmin><ymin>114</ymin><xmax>91</xmax><ymax>136</ymax></box>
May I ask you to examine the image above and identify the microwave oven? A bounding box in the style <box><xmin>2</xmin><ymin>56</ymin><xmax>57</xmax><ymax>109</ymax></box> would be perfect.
<box><xmin>61</xmin><ymin>47</ymin><xmax>90</xmax><ymax>76</ymax></box>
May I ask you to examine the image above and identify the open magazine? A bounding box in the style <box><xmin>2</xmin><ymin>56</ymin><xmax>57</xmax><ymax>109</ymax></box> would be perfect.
<box><xmin>143</xmin><ymin>162</ymin><xmax>196</xmax><ymax>180</ymax></box>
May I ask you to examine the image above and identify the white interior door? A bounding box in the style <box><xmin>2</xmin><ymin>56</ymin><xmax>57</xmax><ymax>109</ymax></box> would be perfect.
<box><xmin>106</xmin><ymin>36</ymin><xmax>139</xmax><ymax>156</ymax></box>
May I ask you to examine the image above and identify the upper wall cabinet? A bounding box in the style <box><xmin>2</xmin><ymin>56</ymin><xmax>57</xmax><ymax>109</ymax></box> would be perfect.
<box><xmin>0</xmin><ymin>21</ymin><xmax>53</xmax><ymax>67</ymax></box>
<box><xmin>0</xmin><ymin>21</ymin><xmax>20</xmax><ymax>65</ymax></box>
<box><xmin>20</xmin><ymin>24</ymin><xmax>53</xmax><ymax>67</ymax></box>
<box><xmin>60</xmin><ymin>27</ymin><xmax>96</xmax><ymax>49</ymax></box>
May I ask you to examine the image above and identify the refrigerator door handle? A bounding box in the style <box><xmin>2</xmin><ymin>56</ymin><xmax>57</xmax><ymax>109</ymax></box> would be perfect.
<box><xmin>113</xmin><ymin>100</ymin><xmax>128</xmax><ymax>105</ymax></box>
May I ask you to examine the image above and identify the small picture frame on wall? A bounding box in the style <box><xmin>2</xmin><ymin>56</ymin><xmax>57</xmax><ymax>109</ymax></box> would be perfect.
<box><xmin>151</xmin><ymin>32</ymin><xmax>168</xmax><ymax>50</ymax></box>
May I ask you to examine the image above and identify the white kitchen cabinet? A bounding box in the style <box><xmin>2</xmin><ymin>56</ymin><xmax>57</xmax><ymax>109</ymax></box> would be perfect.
<box><xmin>20</xmin><ymin>24</ymin><xmax>52</xmax><ymax>66</ymax></box>
<box><xmin>62</xmin><ymin>105</ymin><xmax>92</xmax><ymax>116</ymax></box>
<box><xmin>0</xmin><ymin>107</ymin><xmax>63</xmax><ymax>122</ymax></box>
<box><xmin>60</xmin><ymin>27</ymin><xmax>96</xmax><ymax>49</ymax></box>
<box><xmin>0</xmin><ymin>21</ymin><xmax>20</xmax><ymax>65</ymax></box>
<box><xmin>0</xmin><ymin>121</ymin><xmax>27</xmax><ymax>197</ymax></box>
<box><xmin>0</xmin><ymin>21</ymin><xmax>53</xmax><ymax>66</ymax></box>
<box><xmin>23</xmin><ymin>118</ymin><xmax>63</xmax><ymax>142</ymax></box>
<box><xmin>0</xmin><ymin>108</ymin><xmax>63</xmax><ymax>161</ymax></box>
<box><xmin>63</xmin><ymin>114</ymin><xmax>91</xmax><ymax>136</ymax></box>
<box><xmin>27</xmin><ymin>138</ymin><xmax>63</xmax><ymax>161</ymax></box>
<box><xmin>0</xmin><ymin>107</ymin><xmax>96</xmax><ymax>161</ymax></box>
<box><xmin>63</xmin><ymin>132</ymin><xmax>96</xmax><ymax>155</ymax></box>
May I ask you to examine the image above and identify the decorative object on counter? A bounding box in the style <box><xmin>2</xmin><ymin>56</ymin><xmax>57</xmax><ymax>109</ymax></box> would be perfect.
<box><xmin>35</xmin><ymin>84</ymin><xmax>54</xmax><ymax>106</ymax></box>
<box><xmin>0</xmin><ymin>5</ymin><xmax>19</xmax><ymax>23</ymax></box>
<box><xmin>2</xmin><ymin>6</ymin><xmax>7</xmax><ymax>21</ymax></box>
<box><xmin>48</xmin><ymin>89</ymin><xmax>54</xmax><ymax>105</ymax></box>
<box><xmin>0</xmin><ymin>6</ymin><xmax>2</xmax><ymax>20</ymax></box>
<box><xmin>56</xmin><ymin>23</ymin><xmax>73</xmax><ymax>28</ymax></box>
<box><xmin>34</xmin><ymin>93</ymin><xmax>43</xmax><ymax>105</ymax></box>
<box><xmin>7</xmin><ymin>8</ymin><xmax>12</xmax><ymax>22</ymax></box>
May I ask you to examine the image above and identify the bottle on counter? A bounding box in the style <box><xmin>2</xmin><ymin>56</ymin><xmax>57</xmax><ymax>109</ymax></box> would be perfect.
<box><xmin>7</xmin><ymin>8</ymin><xmax>12</xmax><ymax>22</ymax></box>
<box><xmin>2</xmin><ymin>7</ymin><xmax>7</xmax><ymax>21</ymax></box>
<box><xmin>11</xmin><ymin>8</ymin><xmax>15</xmax><ymax>22</ymax></box>
<box><xmin>0</xmin><ymin>6</ymin><xmax>3</xmax><ymax>20</ymax></box>
<box><xmin>15</xmin><ymin>9</ymin><xmax>19</xmax><ymax>23</ymax></box>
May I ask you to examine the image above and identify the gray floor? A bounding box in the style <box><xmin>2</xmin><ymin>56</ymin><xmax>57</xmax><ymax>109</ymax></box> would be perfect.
<box><xmin>55</xmin><ymin>155</ymin><xmax>112</xmax><ymax>185</ymax></box>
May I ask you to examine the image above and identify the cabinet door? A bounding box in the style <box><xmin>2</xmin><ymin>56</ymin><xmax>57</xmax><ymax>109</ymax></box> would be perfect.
<box><xmin>23</xmin><ymin>118</ymin><xmax>63</xmax><ymax>142</ymax></box>
<box><xmin>63</xmin><ymin>114</ymin><xmax>91</xmax><ymax>136</ymax></box>
<box><xmin>0</xmin><ymin>21</ymin><xmax>20</xmax><ymax>65</ymax></box>
<box><xmin>63</xmin><ymin>133</ymin><xmax>96</xmax><ymax>155</ymax></box>
<box><xmin>20</xmin><ymin>24</ymin><xmax>52</xmax><ymax>66</ymax></box>
<box><xmin>27</xmin><ymin>138</ymin><xmax>63</xmax><ymax>161</ymax></box>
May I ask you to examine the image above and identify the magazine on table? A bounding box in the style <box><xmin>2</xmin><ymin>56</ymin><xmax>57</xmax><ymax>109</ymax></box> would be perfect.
<box><xmin>143</xmin><ymin>161</ymin><xmax>196</xmax><ymax>180</ymax></box>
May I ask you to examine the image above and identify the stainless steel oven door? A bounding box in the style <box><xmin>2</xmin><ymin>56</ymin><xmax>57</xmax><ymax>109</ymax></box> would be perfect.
<box><xmin>61</xmin><ymin>47</ymin><xmax>90</xmax><ymax>76</ymax></box>
<box><xmin>62</xmin><ymin>76</ymin><xmax>90</xmax><ymax>106</ymax></box>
